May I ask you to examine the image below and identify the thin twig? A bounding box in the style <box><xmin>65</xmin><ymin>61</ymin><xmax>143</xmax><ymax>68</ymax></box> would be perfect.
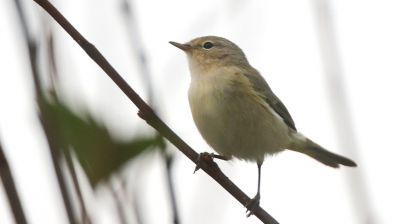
<box><xmin>45</xmin><ymin>25</ymin><xmax>92</xmax><ymax>224</ymax></box>
<box><xmin>14</xmin><ymin>0</ymin><xmax>41</xmax><ymax>95</ymax></box>
<box><xmin>163</xmin><ymin>153</ymin><xmax>180</xmax><ymax>224</ymax></box>
<box><xmin>0</xmin><ymin>142</ymin><xmax>27</xmax><ymax>224</ymax></box>
<box><xmin>312</xmin><ymin>1</ymin><xmax>375</xmax><ymax>223</ymax></box>
<box><xmin>111</xmin><ymin>185</ymin><xmax>128</xmax><ymax>224</ymax></box>
<box><xmin>32</xmin><ymin>1</ymin><xmax>279</xmax><ymax>223</ymax></box>
<box><xmin>65</xmin><ymin>151</ymin><xmax>92</xmax><ymax>224</ymax></box>
<box><xmin>120</xmin><ymin>1</ymin><xmax>180</xmax><ymax>223</ymax></box>
<box><xmin>39</xmin><ymin>106</ymin><xmax>77</xmax><ymax>224</ymax></box>
<box><xmin>120</xmin><ymin>0</ymin><xmax>154</xmax><ymax>105</ymax></box>
<box><xmin>132</xmin><ymin>186</ymin><xmax>144</xmax><ymax>224</ymax></box>
<box><xmin>14</xmin><ymin>1</ymin><xmax>76</xmax><ymax>223</ymax></box>
<box><xmin>45</xmin><ymin>26</ymin><xmax>60</xmax><ymax>90</ymax></box>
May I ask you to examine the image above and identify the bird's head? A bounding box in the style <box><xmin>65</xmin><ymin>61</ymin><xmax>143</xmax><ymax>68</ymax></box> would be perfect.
<box><xmin>170</xmin><ymin>36</ymin><xmax>249</xmax><ymax>73</ymax></box>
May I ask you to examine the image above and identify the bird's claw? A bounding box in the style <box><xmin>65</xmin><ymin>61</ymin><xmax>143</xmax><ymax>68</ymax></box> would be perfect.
<box><xmin>245</xmin><ymin>194</ymin><xmax>260</xmax><ymax>217</ymax></box>
<box><xmin>194</xmin><ymin>152</ymin><xmax>215</xmax><ymax>173</ymax></box>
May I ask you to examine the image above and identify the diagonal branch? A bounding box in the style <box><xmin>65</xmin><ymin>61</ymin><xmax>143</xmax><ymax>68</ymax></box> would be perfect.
<box><xmin>32</xmin><ymin>0</ymin><xmax>279</xmax><ymax>223</ymax></box>
<box><xmin>0</xmin><ymin>142</ymin><xmax>27</xmax><ymax>224</ymax></box>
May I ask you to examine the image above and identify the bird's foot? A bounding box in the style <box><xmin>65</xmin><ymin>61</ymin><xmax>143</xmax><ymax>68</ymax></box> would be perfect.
<box><xmin>245</xmin><ymin>193</ymin><xmax>260</xmax><ymax>217</ymax></box>
<box><xmin>193</xmin><ymin>152</ymin><xmax>227</xmax><ymax>173</ymax></box>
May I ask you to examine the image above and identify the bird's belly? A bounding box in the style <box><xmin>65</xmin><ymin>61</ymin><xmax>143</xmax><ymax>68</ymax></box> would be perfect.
<box><xmin>189</xmin><ymin>82</ymin><xmax>290</xmax><ymax>161</ymax></box>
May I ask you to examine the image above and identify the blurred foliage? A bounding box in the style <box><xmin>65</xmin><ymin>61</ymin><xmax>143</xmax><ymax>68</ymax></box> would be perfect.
<box><xmin>39</xmin><ymin>94</ymin><xmax>163</xmax><ymax>186</ymax></box>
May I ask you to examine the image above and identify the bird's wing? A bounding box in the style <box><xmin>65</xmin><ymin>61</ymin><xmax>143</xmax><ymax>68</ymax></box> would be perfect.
<box><xmin>243</xmin><ymin>69</ymin><xmax>297</xmax><ymax>131</ymax></box>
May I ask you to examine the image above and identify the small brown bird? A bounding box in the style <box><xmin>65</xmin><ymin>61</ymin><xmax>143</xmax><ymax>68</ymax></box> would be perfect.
<box><xmin>170</xmin><ymin>36</ymin><xmax>357</xmax><ymax>216</ymax></box>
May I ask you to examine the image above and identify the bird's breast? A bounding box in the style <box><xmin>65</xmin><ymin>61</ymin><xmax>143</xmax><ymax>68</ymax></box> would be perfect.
<box><xmin>188</xmin><ymin>69</ymin><xmax>290</xmax><ymax>161</ymax></box>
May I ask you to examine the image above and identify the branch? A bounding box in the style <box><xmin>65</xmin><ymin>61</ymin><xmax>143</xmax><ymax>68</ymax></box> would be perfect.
<box><xmin>13</xmin><ymin>0</ymin><xmax>76</xmax><ymax>223</ymax></box>
<box><xmin>65</xmin><ymin>150</ymin><xmax>92</xmax><ymax>224</ymax></box>
<box><xmin>119</xmin><ymin>1</ymin><xmax>180</xmax><ymax>223</ymax></box>
<box><xmin>45</xmin><ymin>26</ymin><xmax>91</xmax><ymax>224</ymax></box>
<box><xmin>163</xmin><ymin>152</ymin><xmax>180</xmax><ymax>224</ymax></box>
<box><xmin>111</xmin><ymin>185</ymin><xmax>128</xmax><ymax>224</ymax></box>
<box><xmin>313</xmin><ymin>1</ymin><xmax>374</xmax><ymax>222</ymax></box>
<box><xmin>32</xmin><ymin>0</ymin><xmax>279</xmax><ymax>223</ymax></box>
<box><xmin>39</xmin><ymin>104</ymin><xmax>78</xmax><ymax>224</ymax></box>
<box><xmin>0</xmin><ymin>142</ymin><xmax>27</xmax><ymax>224</ymax></box>
<box><xmin>120</xmin><ymin>0</ymin><xmax>154</xmax><ymax>106</ymax></box>
<box><xmin>14</xmin><ymin>0</ymin><xmax>41</xmax><ymax>95</ymax></box>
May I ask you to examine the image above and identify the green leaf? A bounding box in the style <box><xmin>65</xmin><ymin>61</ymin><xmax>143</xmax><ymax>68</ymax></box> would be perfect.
<box><xmin>39</xmin><ymin>95</ymin><xmax>163</xmax><ymax>186</ymax></box>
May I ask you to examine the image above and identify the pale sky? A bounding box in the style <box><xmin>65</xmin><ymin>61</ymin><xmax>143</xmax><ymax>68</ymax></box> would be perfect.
<box><xmin>1</xmin><ymin>0</ymin><xmax>399</xmax><ymax>224</ymax></box>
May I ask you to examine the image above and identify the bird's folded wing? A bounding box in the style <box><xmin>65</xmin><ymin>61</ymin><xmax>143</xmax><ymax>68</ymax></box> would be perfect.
<box><xmin>243</xmin><ymin>69</ymin><xmax>297</xmax><ymax>131</ymax></box>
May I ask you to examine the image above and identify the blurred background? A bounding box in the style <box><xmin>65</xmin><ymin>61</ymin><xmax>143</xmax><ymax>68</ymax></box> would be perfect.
<box><xmin>1</xmin><ymin>0</ymin><xmax>399</xmax><ymax>223</ymax></box>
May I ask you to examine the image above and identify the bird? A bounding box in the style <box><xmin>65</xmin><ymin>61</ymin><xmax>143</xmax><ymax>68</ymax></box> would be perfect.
<box><xmin>169</xmin><ymin>36</ymin><xmax>357</xmax><ymax>216</ymax></box>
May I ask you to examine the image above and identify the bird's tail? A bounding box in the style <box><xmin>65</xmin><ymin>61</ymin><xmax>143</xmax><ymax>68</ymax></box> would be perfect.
<box><xmin>289</xmin><ymin>133</ymin><xmax>357</xmax><ymax>168</ymax></box>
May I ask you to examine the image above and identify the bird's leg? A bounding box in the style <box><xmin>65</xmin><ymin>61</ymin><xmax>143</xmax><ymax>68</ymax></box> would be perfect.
<box><xmin>246</xmin><ymin>161</ymin><xmax>262</xmax><ymax>217</ymax></box>
<box><xmin>194</xmin><ymin>152</ymin><xmax>228</xmax><ymax>173</ymax></box>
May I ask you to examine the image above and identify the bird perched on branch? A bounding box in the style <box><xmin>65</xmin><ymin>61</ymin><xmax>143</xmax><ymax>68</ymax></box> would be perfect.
<box><xmin>170</xmin><ymin>36</ymin><xmax>356</xmax><ymax>216</ymax></box>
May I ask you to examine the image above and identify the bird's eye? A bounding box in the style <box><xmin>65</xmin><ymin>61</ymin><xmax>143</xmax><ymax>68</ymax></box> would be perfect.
<box><xmin>202</xmin><ymin>42</ymin><xmax>214</xmax><ymax>49</ymax></box>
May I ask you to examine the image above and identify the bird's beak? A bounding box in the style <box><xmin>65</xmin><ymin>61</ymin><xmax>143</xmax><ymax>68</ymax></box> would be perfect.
<box><xmin>169</xmin><ymin>41</ymin><xmax>192</xmax><ymax>52</ymax></box>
